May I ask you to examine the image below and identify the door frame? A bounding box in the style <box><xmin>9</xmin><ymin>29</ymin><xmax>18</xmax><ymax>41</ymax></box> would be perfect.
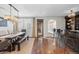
<box><xmin>37</xmin><ymin>19</ymin><xmax>44</xmax><ymax>37</ymax></box>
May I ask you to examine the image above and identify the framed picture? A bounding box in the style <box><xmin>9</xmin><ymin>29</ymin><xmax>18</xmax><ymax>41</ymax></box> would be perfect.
<box><xmin>0</xmin><ymin>17</ymin><xmax>7</xmax><ymax>27</ymax></box>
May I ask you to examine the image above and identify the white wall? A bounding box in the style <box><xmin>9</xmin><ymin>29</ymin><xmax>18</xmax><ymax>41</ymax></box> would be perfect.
<box><xmin>35</xmin><ymin>16</ymin><xmax>65</xmax><ymax>37</ymax></box>
<box><xmin>0</xmin><ymin>17</ymin><xmax>33</xmax><ymax>36</ymax></box>
<box><xmin>18</xmin><ymin>17</ymin><xmax>33</xmax><ymax>36</ymax></box>
<box><xmin>0</xmin><ymin>16</ymin><xmax>65</xmax><ymax>37</ymax></box>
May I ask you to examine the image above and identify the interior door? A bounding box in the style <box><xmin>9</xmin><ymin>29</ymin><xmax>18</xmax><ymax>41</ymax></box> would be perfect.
<box><xmin>37</xmin><ymin>19</ymin><xmax>43</xmax><ymax>37</ymax></box>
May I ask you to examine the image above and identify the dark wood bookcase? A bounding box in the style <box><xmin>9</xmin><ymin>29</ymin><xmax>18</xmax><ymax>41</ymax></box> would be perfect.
<box><xmin>65</xmin><ymin>11</ymin><xmax>79</xmax><ymax>53</ymax></box>
<box><xmin>65</xmin><ymin>12</ymin><xmax>79</xmax><ymax>31</ymax></box>
<box><xmin>65</xmin><ymin>16</ymin><xmax>71</xmax><ymax>30</ymax></box>
<box><xmin>75</xmin><ymin>11</ymin><xmax>79</xmax><ymax>30</ymax></box>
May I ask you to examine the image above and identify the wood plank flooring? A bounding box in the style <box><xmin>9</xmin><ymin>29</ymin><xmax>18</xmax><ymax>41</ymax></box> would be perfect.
<box><xmin>32</xmin><ymin>37</ymin><xmax>76</xmax><ymax>54</ymax></box>
<box><xmin>0</xmin><ymin>37</ymin><xmax>76</xmax><ymax>54</ymax></box>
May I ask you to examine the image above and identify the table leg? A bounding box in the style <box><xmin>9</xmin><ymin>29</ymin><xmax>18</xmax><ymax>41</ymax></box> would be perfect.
<box><xmin>12</xmin><ymin>43</ymin><xmax>15</xmax><ymax>51</ymax></box>
<box><xmin>8</xmin><ymin>45</ymin><xmax>11</xmax><ymax>52</ymax></box>
<box><xmin>17</xmin><ymin>43</ymin><xmax>20</xmax><ymax>51</ymax></box>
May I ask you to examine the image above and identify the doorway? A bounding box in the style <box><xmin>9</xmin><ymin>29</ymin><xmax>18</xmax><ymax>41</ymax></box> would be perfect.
<box><xmin>48</xmin><ymin>20</ymin><xmax>56</xmax><ymax>37</ymax></box>
<box><xmin>37</xmin><ymin>19</ymin><xmax>44</xmax><ymax>37</ymax></box>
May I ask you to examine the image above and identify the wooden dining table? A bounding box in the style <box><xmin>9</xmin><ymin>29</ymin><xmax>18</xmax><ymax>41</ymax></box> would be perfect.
<box><xmin>0</xmin><ymin>32</ymin><xmax>25</xmax><ymax>39</ymax></box>
<box><xmin>0</xmin><ymin>32</ymin><xmax>25</xmax><ymax>52</ymax></box>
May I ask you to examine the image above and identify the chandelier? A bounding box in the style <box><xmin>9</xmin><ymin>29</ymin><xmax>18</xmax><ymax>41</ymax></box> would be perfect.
<box><xmin>4</xmin><ymin>4</ymin><xmax>19</xmax><ymax>22</ymax></box>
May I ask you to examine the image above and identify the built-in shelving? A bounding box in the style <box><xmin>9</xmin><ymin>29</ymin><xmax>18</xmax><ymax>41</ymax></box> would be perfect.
<box><xmin>75</xmin><ymin>12</ymin><xmax>79</xmax><ymax>30</ymax></box>
<box><xmin>65</xmin><ymin>11</ymin><xmax>79</xmax><ymax>53</ymax></box>
<box><xmin>65</xmin><ymin>16</ymin><xmax>75</xmax><ymax>30</ymax></box>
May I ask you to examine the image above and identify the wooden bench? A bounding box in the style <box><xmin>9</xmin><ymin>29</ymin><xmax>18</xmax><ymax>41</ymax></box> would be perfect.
<box><xmin>15</xmin><ymin>35</ymin><xmax>28</xmax><ymax>51</ymax></box>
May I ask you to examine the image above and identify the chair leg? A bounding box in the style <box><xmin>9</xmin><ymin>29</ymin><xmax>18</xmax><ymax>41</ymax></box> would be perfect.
<box><xmin>27</xmin><ymin>36</ymin><xmax>29</xmax><ymax>40</ymax></box>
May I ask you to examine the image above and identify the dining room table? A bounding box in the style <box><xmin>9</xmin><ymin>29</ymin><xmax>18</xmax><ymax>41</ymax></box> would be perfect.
<box><xmin>0</xmin><ymin>32</ymin><xmax>26</xmax><ymax>52</ymax></box>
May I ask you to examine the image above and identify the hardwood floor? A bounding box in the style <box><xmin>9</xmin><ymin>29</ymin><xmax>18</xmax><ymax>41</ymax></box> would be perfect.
<box><xmin>0</xmin><ymin>37</ymin><xmax>76</xmax><ymax>54</ymax></box>
<box><xmin>1</xmin><ymin>38</ymin><xmax>35</xmax><ymax>54</ymax></box>
<box><xmin>31</xmin><ymin>37</ymin><xmax>76</xmax><ymax>54</ymax></box>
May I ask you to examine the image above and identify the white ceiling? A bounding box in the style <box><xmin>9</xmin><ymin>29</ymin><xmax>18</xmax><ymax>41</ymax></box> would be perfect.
<box><xmin>0</xmin><ymin>4</ymin><xmax>79</xmax><ymax>17</ymax></box>
<box><xmin>13</xmin><ymin>4</ymin><xmax>79</xmax><ymax>17</ymax></box>
<box><xmin>0</xmin><ymin>4</ymin><xmax>18</xmax><ymax>17</ymax></box>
